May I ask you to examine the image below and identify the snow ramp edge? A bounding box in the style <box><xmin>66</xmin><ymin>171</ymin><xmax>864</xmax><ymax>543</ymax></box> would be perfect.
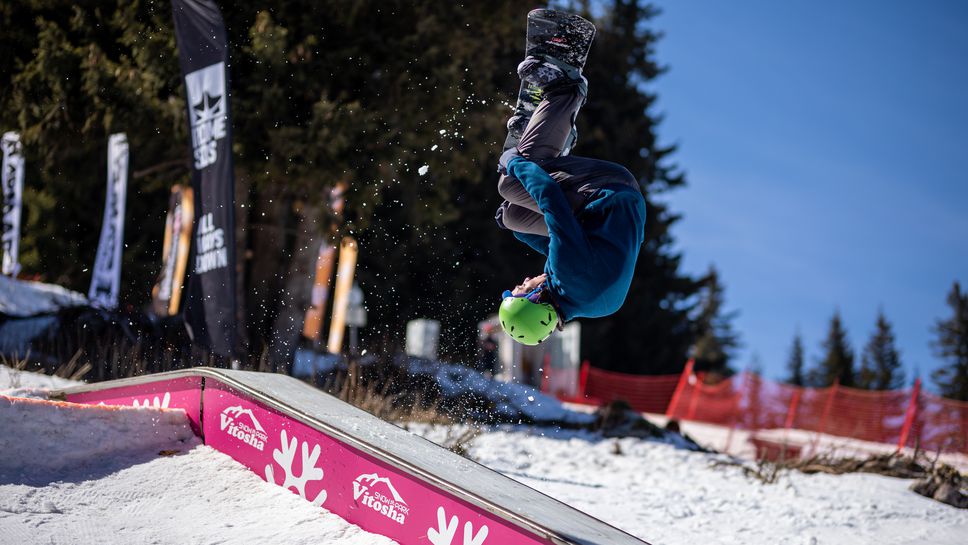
<box><xmin>50</xmin><ymin>368</ymin><xmax>649</xmax><ymax>545</ymax></box>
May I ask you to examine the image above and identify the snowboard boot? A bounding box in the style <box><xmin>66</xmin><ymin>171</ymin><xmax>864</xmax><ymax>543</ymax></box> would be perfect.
<box><xmin>505</xmin><ymin>56</ymin><xmax>587</xmax><ymax>155</ymax></box>
<box><xmin>516</xmin><ymin>55</ymin><xmax>588</xmax><ymax>97</ymax></box>
<box><xmin>517</xmin><ymin>55</ymin><xmax>587</xmax><ymax>156</ymax></box>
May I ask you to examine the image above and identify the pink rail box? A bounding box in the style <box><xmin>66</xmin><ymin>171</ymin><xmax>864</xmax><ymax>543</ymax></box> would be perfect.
<box><xmin>54</xmin><ymin>368</ymin><xmax>648</xmax><ymax>545</ymax></box>
<box><xmin>204</xmin><ymin>379</ymin><xmax>546</xmax><ymax>545</ymax></box>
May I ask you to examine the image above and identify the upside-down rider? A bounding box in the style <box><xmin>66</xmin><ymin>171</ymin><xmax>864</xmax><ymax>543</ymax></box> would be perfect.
<box><xmin>495</xmin><ymin>27</ymin><xmax>647</xmax><ymax>345</ymax></box>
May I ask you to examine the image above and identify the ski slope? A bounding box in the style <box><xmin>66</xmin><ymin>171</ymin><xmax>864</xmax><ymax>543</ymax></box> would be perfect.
<box><xmin>1</xmin><ymin>365</ymin><xmax>966</xmax><ymax>545</ymax></box>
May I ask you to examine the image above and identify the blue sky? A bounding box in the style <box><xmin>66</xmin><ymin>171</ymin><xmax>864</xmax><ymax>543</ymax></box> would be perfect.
<box><xmin>651</xmin><ymin>1</ymin><xmax>968</xmax><ymax>385</ymax></box>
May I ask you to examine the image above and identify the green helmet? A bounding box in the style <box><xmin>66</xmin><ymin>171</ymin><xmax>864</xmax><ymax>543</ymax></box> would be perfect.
<box><xmin>499</xmin><ymin>296</ymin><xmax>558</xmax><ymax>345</ymax></box>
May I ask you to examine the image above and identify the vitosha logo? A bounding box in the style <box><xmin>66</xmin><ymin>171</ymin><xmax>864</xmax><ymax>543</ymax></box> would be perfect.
<box><xmin>353</xmin><ymin>473</ymin><xmax>409</xmax><ymax>525</ymax></box>
<box><xmin>184</xmin><ymin>62</ymin><xmax>227</xmax><ymax>170</ymax></box>
<box><xmin>219</xmin><ymin>405</ymin><xmax>267</xmax><ymax>451</ymax></box>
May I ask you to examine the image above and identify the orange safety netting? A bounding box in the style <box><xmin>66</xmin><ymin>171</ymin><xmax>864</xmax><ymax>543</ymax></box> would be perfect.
<box><xmin>552</xmin><ymin>361</ymin><xmax>968</xmax><ymax>455</ymax></box>
<box><xmin>570</xmin><ymin>364</ymin><xmax>681</xmax><ymax>415</ymax></box>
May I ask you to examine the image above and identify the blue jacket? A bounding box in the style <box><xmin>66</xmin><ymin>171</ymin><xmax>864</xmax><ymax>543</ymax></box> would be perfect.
<box><xmin>506</xmin><ymin>156</ymin><xmax>646</xmax><ymax>321</ymax></box>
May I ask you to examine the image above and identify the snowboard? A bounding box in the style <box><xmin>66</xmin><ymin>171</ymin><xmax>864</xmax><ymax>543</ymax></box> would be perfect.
<box><xmin>503</xmin><ymin>9</ymin><xmax>597</xmax><ymax>153</ymax></box>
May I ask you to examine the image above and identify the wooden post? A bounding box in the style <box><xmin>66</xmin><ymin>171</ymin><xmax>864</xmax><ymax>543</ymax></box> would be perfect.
<box><xmin>326</xmin><ymin>237</ymin><xmax>358</xmax><ymax>355</ymax></box>
<box><xmin>302</xmin><ymin>242</ymin><xmax>337</xmax><ymax>343</ymax></box>
<box><xmin>666</xmin><ymin>358</ymin><xmax>695</xmax><ymax>418</ymax></box>
<box><xmin>897</xmin><ymin>378</ymin><xmax>922</xmax><ymax>452</ymax></box>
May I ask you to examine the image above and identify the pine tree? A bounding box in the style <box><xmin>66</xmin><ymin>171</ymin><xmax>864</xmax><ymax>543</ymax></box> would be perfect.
<box><xmin>691</xmin><ymin>266</ymin><xmax>740</xmax><ymax>376</ymax></box>
<box><xmin>857</xmin><ymin>310</ymin><xmax>904</xmax><ymax>390</ymax></box>
<box><xmin>931</xmin><ymin>282</ymin><xmax>968</xmax><ymax>401</ymax></box>
<box><xmin>570</xmin><ymin>0</ymin><xmax>704</xmax><ymax>374</ymax></box>
<box><xmin>786</xmin><ymin>331</ymin><xmax>805</xmax><ymax>386</ymax></box>
<box><xmin>0</xmin><ymin>1</ymin><xmax>183</xmax><ymax>298</ymax></box>
<box><xmin>1</xmin><ymin>1</ymin><xmax>704</xmax><ymax>366</ymax></box>
<box><xmin>809</xmin><ymin>311</ymin><xmax>855</xmax><ymax>387</ymax></box>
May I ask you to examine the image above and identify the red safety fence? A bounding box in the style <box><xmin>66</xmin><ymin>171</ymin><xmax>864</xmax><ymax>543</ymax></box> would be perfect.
<box><xmin>552</xmin><ymin>360</ymin><xmax>968</xmax><ymax>455</ymax></box>
<box><xmin>562</xmin><ymin>362</ymin><xmax>681</xmax><ymax>415</ymax></box>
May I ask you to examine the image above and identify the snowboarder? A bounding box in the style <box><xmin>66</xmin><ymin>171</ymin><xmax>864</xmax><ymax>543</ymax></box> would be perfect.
<box><xmin>496</xmin><ymin>10</ymin><xmax>646</xmax><ymax>346</ymax></box>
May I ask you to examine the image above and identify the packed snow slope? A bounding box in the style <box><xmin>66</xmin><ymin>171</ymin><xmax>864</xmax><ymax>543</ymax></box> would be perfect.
<box><xmin>413</xmin><ymin>425</ymin><xmax>968</xmax><ymax>545</ymax></box>
<box><xmin>0</xmin><ymin>367</ymin><xmax>396</xmax><ymax>545</ymax></box>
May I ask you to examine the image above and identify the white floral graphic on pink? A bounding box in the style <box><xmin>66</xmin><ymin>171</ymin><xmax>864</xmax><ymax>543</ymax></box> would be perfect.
<box><xmin>132</xmin><ymin>392</ymin><xmax>171</xmax><ymax>409</ymax></box>
<box><xmin>427</xmin><ymin>506</ymin><xmax>488</xmax><ymax>545</ymax></box>
<box><xmin>264</xmin><ymin>429</ymin><xmax>326</xmax><ymax>506</ymax></box>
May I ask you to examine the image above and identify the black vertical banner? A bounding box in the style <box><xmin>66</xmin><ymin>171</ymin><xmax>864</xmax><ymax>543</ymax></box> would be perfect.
<box><xmin>172</xmin><ymin>0</ymin><xmax>238</xmax><ymax>357</ymax></box>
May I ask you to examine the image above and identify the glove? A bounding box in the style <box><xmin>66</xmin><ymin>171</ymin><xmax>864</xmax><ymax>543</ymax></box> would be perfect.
<box><xmin>498</xmin><ymin>146</ymin><xmax>521</xmax><ymax>175</ymax></box>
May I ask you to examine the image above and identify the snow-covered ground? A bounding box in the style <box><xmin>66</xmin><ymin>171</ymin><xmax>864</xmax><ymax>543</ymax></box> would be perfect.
<box><xmin>643</xmin><ymin>412</ymin><xmax>968</xmax><ymax>473</ymax></box>
<box><xmin>414</xmin><ymin>424</ymin><xmax>968</xmax><ymax>545</ymax></box>
<box><xmin>2</xmin><ymin>365</ymin><xmax>966</xmax><ymax>545</ymax></box>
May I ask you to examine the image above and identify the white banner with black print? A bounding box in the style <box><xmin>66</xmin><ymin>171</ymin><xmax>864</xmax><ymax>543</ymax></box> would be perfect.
<box><xmin>88</xmin><ymin>133</ymin><xmax>129</xmax><ymax>309</ymax></box>
<box><xmin>1</xmin><ymin>132</ymin><xmax>24</xmax><ymax>276</ymax></box>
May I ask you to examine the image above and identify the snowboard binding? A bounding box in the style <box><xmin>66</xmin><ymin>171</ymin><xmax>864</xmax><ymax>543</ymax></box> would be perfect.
<box><xmin>503</xmin><ymin>10</ymin><xmax>596</xmax><ymax>154</ymax></box>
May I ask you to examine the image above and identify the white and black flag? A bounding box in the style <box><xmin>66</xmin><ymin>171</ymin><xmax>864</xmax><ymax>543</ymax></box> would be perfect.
<box><xmin>172</xmin><ymin>0</ymin><xmax>238</xmax><ymax>357</ymax></box>
<box><xmin>1</xmin><ymin>132</ymin><xmax>24</xmax><ymax>277</ymax></box>
<box><xmin>89</xmin><ymin>133</ymin><xmax>129</xmax><ymax>310</ymax></box>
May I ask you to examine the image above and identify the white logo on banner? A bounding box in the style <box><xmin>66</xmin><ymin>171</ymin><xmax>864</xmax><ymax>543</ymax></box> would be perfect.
<box><xmin>195</xmin><ymin>212</ymin><xmax>228</xmax><ymax>274</ymax></box>
<box><xmin>184</xmin><ymin>62</ymin><xmax>227</xmax><ymax>170</ymax></box>
<box><xmin>1</xmin><ymin>132</ymin><xmax>24</xmax><ymax>277</ymax></box>
<box><xmin>427</xmin><ymin>506</ymin><xmax>489</xmax><ymax>545</ymax></box>
<box><xmin>353</xmin><ymin>473</ymin><xmax>409</xmax><ymax>525</ymax></box>
<box><xmin>265</xmin><ymin>429</ymin><xmax>327</xmax><ymax>507</ymax></box>
<box><xmin>219</xmin><ymin>405</ymin><xmax>267</xmax><ymax>451</ymax></box>
<box><xmin>88</xmin><ymin>133</ymin><xmax>128</xmax><ymax>309</ymax></box>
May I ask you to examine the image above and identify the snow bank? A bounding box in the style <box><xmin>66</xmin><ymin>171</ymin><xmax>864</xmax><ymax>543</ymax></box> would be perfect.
<box><xmin>0</xmin><ymin>395</ymin><xmax>196</xmax><ymax>476</ymax></box>
<box><xmin>0</xmin><ymin>314</ymin><xmax>57</xmax><ymax>357</ymax></box>
<box><xmin>0</xmin><ymin>364</ymin><xmax>82</xmax><ymax>399</ymax></box>
<box><xmin>404</xmin><ymin>357</ymin><xmax>595</xmax><ymax>425</ymax></box>
<box><xmin>0</xmin><ymin>276</ymin><xmax>87</xmax><ymax>317</ymax></box>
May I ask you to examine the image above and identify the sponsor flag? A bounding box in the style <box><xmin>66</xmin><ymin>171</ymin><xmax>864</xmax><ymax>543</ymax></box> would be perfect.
<box><xmin>88</xmin><ymin>133</ymin><xmax>129</xmax><ymax>309</ymax></box>
<box><xmin>172</xmin><ymin>0</ymin><xmax>239</xmax><ymax>356</ymax></box>
<box><xmin>151</xmin><ymin>185</ymin><xmax>195</xmax><ymax>316</ymax></box>
<box><xmin>1</xmin><ymin>132</ymin><xmax>24</xmax><ymax>277</ymax></box>
<box><xmin>327</xmin><ymin>237</ymin><xmax>358</xmax><ymax>354</ymax></box>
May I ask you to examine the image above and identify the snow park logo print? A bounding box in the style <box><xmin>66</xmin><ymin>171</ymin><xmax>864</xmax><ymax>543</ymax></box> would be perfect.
<box><xmin>219</xmin><ymin>405</ymin><xmax>267</xmax><ymax>451</ymax></box>
<box><xmin>184</xmin><ymin>62</ymin><xmax>227</xmax><ymax>170</ymax></box>
<box><xmin>353</xmin><ymin>473</ymin><xmax>409</xmax><ymax>524</ymax></box>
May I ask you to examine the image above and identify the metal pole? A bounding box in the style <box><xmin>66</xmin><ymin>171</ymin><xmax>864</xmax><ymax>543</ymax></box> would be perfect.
<box><xmin>897</xmin><ymin>378</ymin><xmax>921</xmax><ymax>452</ymax></box>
